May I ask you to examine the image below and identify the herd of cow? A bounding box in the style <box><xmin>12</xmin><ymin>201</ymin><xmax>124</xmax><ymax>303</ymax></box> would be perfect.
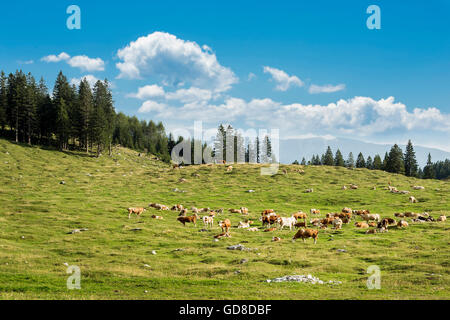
<box><xmin>126</xmin><ymin>198</ymin><xmax>447</xmax><ymax>244</ymax></box>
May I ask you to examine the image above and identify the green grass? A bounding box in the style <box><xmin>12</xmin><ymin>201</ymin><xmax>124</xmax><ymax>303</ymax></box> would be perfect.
<box><xmin>0</xmin><ymin>138</ymin><xmax>449</xmax><ymax>300</ymax></box>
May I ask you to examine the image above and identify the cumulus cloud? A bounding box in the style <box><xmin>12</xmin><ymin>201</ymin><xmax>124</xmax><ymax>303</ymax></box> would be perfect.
<box><xmin>127</xmin><ymin>85</ymin><xmax>165</xmax><ymax>99</ymax></box>
<box><xmin>138</xmin><ymin>100</ymin><xmax>168</xmax><ymax>113</ymax></box>
<box><xmin>263</xmin><ymin>66</ymin><xmax>304</xmax><ymax>91</ymax></box>
<box><xmin>116</xmin><ymin>32</ymin><xmax>238</xmax><ymax>92</ymax></box>
<box><xmin>309</xmin><ymin>83</ymin><xmax>346</xmax><ymax>94</ymax></box>
<box><xmin>41</xmin><ymin>52</ymin><xmax>105</xmax><ymax>72</ymax></box>
<box><xmin>41</xmin><ymin>52</ymin><xmax>70</xmax><ymax>63</ymax></box>
<box><xmin>139</xmin><ymin>96</ymin><xmax>450</xmax><ymax>141</ymax></box>
<box><xmin>67</xmin><ymin>55</ymin><xmax>105</xmax><ymax>72</ymax></box>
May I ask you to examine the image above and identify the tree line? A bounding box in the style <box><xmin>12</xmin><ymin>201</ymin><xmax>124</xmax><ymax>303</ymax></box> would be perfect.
<box><xmin>0</xmin><ymin>70</ymin><xmax>171</xmax><ymax>161</ymax></box>
<box><xmin>293</xmin><ymin>140</ymin><xmax>450</xmax><ymax>180</ymax></box>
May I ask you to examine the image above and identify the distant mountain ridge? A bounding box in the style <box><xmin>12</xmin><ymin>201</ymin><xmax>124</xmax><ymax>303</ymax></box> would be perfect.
<box><xmin>279</xmin><ymin>137</ymin><xmax>450</xmax><ymax>168</ymax></box>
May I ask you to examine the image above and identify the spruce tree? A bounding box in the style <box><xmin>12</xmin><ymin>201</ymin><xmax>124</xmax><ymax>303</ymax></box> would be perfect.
<box><xmin>404</xmin><ymin>140</ymin><xmax>418</xmax><ymax>177</ymax></box>
<box><xmin>334</xmin><ymin>149</ymin><xmax>345</xmax><ymax>167</ymax></box>
<box><xmin>346</xmin><ymin>152</ymin><xmax>355</xmax><ymax>168</ymax></box>
<box><xmin>356</xmin><ymin>152</ymin><xmax>366</xmax><ymax>168</ymax></box>
<box><xmin>366</xmin><ymin>156</ymin><xmax>373</xmax><ymax>169</ymax></box>
<box><xmin>386</xmin><ymin>144</ymin><xmax>405</xmax><ymax>174</ymax></box>
<box><xmin>323</xmin><ymin>146</ymin><xmax>334</xmax><ymax>166</ymax></box>
<box><xmin>422</xmin><ymin>153</ymin><xmax>435</xmax><ymax>179</ymax></box>
<box><xmin>77</xmin><ymin>78</ymin><xmax>93</xmax><ymax>152</ymax></box>
<box><xmin>373</xmin><ymin>154</ymin><xmax>382</xmax><ymax>170</ymax></box>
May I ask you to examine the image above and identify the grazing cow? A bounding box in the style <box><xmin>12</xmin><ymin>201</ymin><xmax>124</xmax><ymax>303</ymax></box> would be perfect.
<box><xmin>237</xmin><ymin>221</ymin><xmax>252</xmax><ymax>229</ymax></box>
<box><xmin>326</xmin><ymin>213</ymin><xmax>338</xmax><ymax>218</ymax></box>
<box><xmin>219</xmin><ymin>219</ymin><xmax>231</xmax><ymax>233</ymax></box>
<box><xmin>409</xmin><ymin>196</ymin><xmax>419</xmax><ymax>203</ymax></box>
<box><xmin>366</xmin><ymin>229</ymin><xmax>377</xmax><ymax>234</ymax></box>
<box><xmin>264</xmin><ymin>228</ymin><xmax>277</xmax><ymax>232</ymax></box>
<box><xmin>350</xmin><ymin>184</ymin><xmax>358</xmax><ymax>190</ymax></box>
<box><xmin>209</xmin><ymin>211</ymin><xmax>217</xmax><ymax>217</ymax></box>
<box><xmin>177</xmin><ymin>214</ymin><xmax>199</xmax><ymax>227</ymax></box>
<box><xmin>305</xmin><ymin>188</ymin><xmax>314</xmax><ymax>193</ymax></box>
<box><xmin>214</xmin><ymin>232</ymin><xmax>231</xmax><ymax>239</ymax></box>
<box><xmin>191</xmin><ymin>207</ymin><xmax>200</xmax><ymax>214</ymax></box>
<box><xmin>355</xmin><ymin>222</ymin><xmax>369</xmax><ymax>229</ymax></box>
<box><xmin>229</xmin><ymin>208</ymin><xmax>242</xmax><ymax>214</ymax></box>
<box><xmin>272</xmin><ymin>237</ymin><xmax>282</xmax><ymax>242</ymax></box>
<box><xmin>292</xmin><ymin>229</ymin><xmax>319</xmax><ymax>244</ymax></box>
<box><xmin>128</xmin><ymin>207</ymin><xmax>146</xmax><ymax>219</ymax></box>
<box><xmin>178</xmin><ymin>211</ymin><xmax>187</xmax><ymax>217</ymax></box>
<box><xmin>333</xmin><ymin>218</ymin><xmax>343</xmax><ymax>230</ymax></box>
<box><xmin>342</xmin><ymin>207</ymin><xmax>353</xmax><ymax>214</ymax></box>
<box><xmin>368</xmin><ymin>222</ymin><xmax>378</xmax><ymax>228</ymax></box>
<box><xmin>320</xmin><ymin>218</ymin><xmax>334</xmax><ymax>226</ymax></box>
<box><xmin>293</xmin><ymin>212</ymin><xmax>307</xmax><ymax>220</ymax></box>
<box><xmin>152</xmin><ymin>215</ymin><xmax>163</xmax><ymax>220</ymax></box>
<box><xmin>338</xmin><ymin>212</ymin><xmax>352</xmax><ymax>220</ymax></box>
<box><xmin>310</xmin><ymin>218</ymin><xmax>321</xmax><ymax>227</ymax></box>
<box><xmin>437</xmin><ymin>215</ymin><xmax>447</xmax><ymax>222</ymax></box>
<box><xmin>342</xmin><ymin>186</ymin><xmax>348</xmax><ymax>190</ymax></box>
<box><xmin>394</xmin><ymin>212</ymin><xmax>405</xmax><ymax>218</ymax></box>
<box><xmin>201</xmin><ymin>207</ymin><xmax>211</xmax><ymax>213</ymax></box>
<box><xmin>226</xmin><ymin>166</ymin><xmax>233</xmax><ymax>172</ymax></box>
<box><xmin>353</xmin><ymin>209</ymin><xmax>370</xmax><ymax>216</ymax></box>
<box><xmin>247</xmin><ymin>227</ymin><xmax>259</xmax><ymax>232</ymax></box>
<box><xmin>278</xmin><ymin>216</ymin><xmax>297</xmax><ymax>230</ymax></box>
<box><xmin>405</xmin><ymin>212</ymin><xmax>419</xmax><ymax>219</ymax></box>
<box><xmin>361</xmin><ymin>213</ymin><xmax>381</xmax><ymax>222</ymax></box>
<box><xmin>310</xmin><ymin>209</ymin><xmax>320</xmax><ymax>215</ymax></box>
<box><xmin>262</xmin><ymin>214</ymin><xmax>279</xmax><ymax>226</ymax></box>
<box><xmin>341</xmin><ymin>217</ymin><xmax>351</xmax><ymax>224</ymax></box>
<box><xmin>262</xmin><ymin>209</ymin><xmax>275</xmax><ymax>215</ymax></box>
<box><xmin>203</xmin><ymin>216</ymin><xmax>214</xmax><ymax>228</ymax></box>
<box><xmin>294</xmin><ymin>221</ymin><xmax>308</xmax><ymax>229</ymax></box>
<box><xmin>397</xmin><ymin>220</ymin><xmax>409</xmax><ymax>228</ymax></box>
<box><xmin>215</xmin><ymin>208</ymin><xmax>224</xmax><ymax>214</ymax></box>
<box><xmin>241</xmin><ymin>207</ymin><xmax>249</xmax><ymax>215</ymax></box>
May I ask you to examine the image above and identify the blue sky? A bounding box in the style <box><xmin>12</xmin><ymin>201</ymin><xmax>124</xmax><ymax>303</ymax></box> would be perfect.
<box><xmin>1</xmin><ymin>0</ymin><xmax>449</xmax><ymax>151</ymax></box>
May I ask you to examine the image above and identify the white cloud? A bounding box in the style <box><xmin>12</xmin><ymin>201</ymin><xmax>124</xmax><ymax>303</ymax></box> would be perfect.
<box><xmin>309</xmin><ymin>83</ymin><xmax>346</xmax><ymax>94</ymax></box>
<box><xmin>41</xmin><ymin>52</ymin><xmax>70</xmax><ymax>63</ymax></box>
<box><xmin>67</xmin><ymin>55</ymin><xmax>105</xmax><ymax>72</ymax></box>
<box><xmin>166</xmin><ymin>87</ymin><xmax>214</xmax><ymax>103</ymax></box>
<box><xmin>141</xmin><ymin>96</ymin><xmax>450</xmax><ymax>143</ymax></box>
<box><xmin>263</xmin><ymin>66</ymin><xmax>304</xmax><ymax>91</ymax></box>
<box><xmin>127</xmin><ymin>85</ymin><xmax>165</xmax><ymax>99</ymax></box>
<box><xmin>138</xmin><ymin>100</ymin><xmax>168</xmax><ymax>113</ymax></box>
<box><xmin>116</xmin><ymin>32</ymin><xmax>238</xmax><ymax>92</ymax></box>
<box><xmin>247</xmin><ymin>72</ymin><xmax>256</xmax><ymax>81</ymax></box>
<box><xmin>41</xmin><ymin>52</ymin><xmax>105</xmax><ymax>72</ymax></box>
<box><xmin>70</xmin><ymin>75</ymin><xmax>100</xmax><ymax>88</ymax></box>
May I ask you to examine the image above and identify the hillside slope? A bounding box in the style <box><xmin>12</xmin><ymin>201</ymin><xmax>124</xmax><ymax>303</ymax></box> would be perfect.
<box><xmin>0</xmin><ymin>139</ymin><xmax>449</xmax><ymax>300</ymax></box>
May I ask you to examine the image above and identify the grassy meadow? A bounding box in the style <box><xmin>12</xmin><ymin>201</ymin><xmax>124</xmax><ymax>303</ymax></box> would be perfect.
<box><xmin>0</xmin><ymin>138</ymin><xmax>449</xmax><ymax>300</ymax></box>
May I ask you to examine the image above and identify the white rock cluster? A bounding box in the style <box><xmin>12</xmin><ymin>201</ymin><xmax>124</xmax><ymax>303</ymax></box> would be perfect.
<box><xmin>266</xmin><ymin>275</ymin><xmax>342</xmax><ymax>285</ymax></box>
